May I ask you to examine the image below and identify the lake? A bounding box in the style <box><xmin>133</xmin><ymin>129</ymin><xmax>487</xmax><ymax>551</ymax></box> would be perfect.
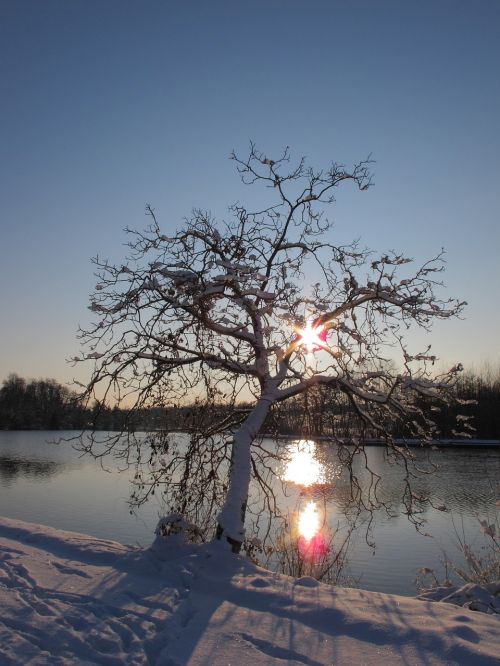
<box><xmin>0</xmin><ymin>430</ymin><xmax>498</xmax><ymax>596</ymax></box>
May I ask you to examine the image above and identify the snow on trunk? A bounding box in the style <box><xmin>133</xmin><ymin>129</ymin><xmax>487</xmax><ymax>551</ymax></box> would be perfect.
<box><xmin>217</xmin><ymin>396</ymin><xmax>272</xmax><ymax>551</ymax></box>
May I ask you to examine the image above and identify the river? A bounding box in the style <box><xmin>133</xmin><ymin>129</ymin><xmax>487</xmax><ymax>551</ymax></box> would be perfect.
<box><xmin>0</xmin><ymin>431</ymin><xmax>498</xmax><ymax>596</ymax></box>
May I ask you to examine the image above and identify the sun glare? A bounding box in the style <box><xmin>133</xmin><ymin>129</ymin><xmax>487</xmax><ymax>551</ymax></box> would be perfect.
<box><xmin>296</xmin><ymin>321</ymin><xmax>326</xmax><ymax>353</ymax></box>
<box><xmin>298</xmin><ymin>500</ymin><xmax>320</xmax><ymax>541</ymax></box>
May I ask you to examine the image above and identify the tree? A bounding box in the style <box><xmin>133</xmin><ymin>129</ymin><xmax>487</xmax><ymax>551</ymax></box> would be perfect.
<box><xmin>75</xmin><ymin>144</ymin><xmax>465</xmax><ymax>552</ymax></box>
<box><xmin>0</xmin><ymin>374</ymin><xmax>87</xmax><ymax>430</ymax></box>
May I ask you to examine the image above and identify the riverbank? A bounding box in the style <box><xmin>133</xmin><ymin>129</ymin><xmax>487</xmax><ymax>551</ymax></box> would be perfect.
<box><xmin>2</xmin><ymin>428</ymin><xmax>499</xmax><ymax>448</ymax></box>
<box><xmin>0</xmin><ymin>516</ymin><xmax>498</xmax><ymax>665</ymax></box>
<box><xmin>267</xmin><ymin>434</ymin><xmax>500</xmax><ymax>447</ymax></box>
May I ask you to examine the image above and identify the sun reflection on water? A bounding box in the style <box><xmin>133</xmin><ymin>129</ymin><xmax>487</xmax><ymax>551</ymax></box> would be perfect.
<box><xmin>280</xmin><ymin>440</ymin><xmax>331</xmax><ymax>551</ymax></box>
<box><xmin>282</xmin><ymin>440</ymin><xmax>326</xmax><ymax>487</ymax></box>
<box><xmin>298</xmin><ymin>500</ymin><xmax>319</xmax><ymax>540</ymax></box>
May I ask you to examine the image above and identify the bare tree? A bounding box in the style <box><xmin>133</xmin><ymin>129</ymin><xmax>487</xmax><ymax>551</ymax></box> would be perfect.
<box><xmin>75</xmin><ymin>144</ymin><xmax>465</xmax><ymax>552</ymax></box>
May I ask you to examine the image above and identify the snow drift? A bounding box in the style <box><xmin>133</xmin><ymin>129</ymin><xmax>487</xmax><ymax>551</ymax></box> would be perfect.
<box><xmin>0</xmin><ymin>516</ymin><xmax>498</xmax><ymax>665</ymax></box>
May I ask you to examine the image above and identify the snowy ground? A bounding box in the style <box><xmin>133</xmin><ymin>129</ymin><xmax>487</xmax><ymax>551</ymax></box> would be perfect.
<box><xmin>0</xmin><ymin>517</ymin><xmax>498</xmax><ymax>665</ymax></box>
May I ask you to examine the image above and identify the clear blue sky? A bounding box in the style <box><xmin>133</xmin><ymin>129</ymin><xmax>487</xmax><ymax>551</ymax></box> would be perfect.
<box><xmin>1</xmin><ymin>0</ymin><xmax>499</xmax><ymax>387</ymax></box>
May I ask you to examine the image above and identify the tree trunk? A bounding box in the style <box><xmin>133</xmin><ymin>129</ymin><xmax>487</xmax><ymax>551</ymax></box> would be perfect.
<box><xmin>216</xmin><ymin>396</ymin><xmax>272</xmax><ymax>552</ymax></box>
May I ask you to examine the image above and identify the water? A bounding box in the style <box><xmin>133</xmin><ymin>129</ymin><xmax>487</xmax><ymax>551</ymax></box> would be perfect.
<box><xmin>0</xmin><ymin>431</ymin><xmax>159</xmax><ymax>546</ymax></box>
<box><xmin>0</xmin><ymin>431</ymin><xmax>498</xmax><ymax>596</ymax></box>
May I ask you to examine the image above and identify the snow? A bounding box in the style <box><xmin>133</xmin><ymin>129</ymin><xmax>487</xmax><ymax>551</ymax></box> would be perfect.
<box><xmin>0</xmin><ymin>516</ymin><xmax>498</xmax><ymax>665</ymax></box>
<box><xmin>419</xmin><ymin>583</ymin><xmax>500</xmax><ymax>615</ymax></box>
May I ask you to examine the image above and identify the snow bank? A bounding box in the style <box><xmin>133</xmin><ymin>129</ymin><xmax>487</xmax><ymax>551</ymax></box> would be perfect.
<box><xmin>419</xmin><ymin>582</ymin><xmax>500</xmax><ymax>615</ymax></box>
<box><xmin>0</xmin><ymin>516</ymin><xmax>498</xmax><ymax>665</ymax></box>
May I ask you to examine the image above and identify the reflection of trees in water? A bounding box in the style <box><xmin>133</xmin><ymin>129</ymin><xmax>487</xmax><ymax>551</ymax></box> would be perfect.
<box><xmin>0</xmin><ymin>456</ymin><xmax>64</xmax><ymax>483</ymax></box>
<box><xmin>308</xmin><ymin>443</ymin><xmax>499</xmax><ymax>519</ymax></box>
<box><xmin>146</xmin><ymin>436</ymin><xmax>497</xmax><ymax>526</ymax></box>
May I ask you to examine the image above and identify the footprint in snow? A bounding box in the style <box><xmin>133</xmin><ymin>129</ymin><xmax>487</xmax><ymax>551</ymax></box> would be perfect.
<box><xmin>294</xmin><ymin>576</ymin><xmax>320</xmax><ymax>588</ymax></box>
<box><xmin>50</xmin><ymin>560</ymin><xmax>92</xmax><ymax>578</ymax></box>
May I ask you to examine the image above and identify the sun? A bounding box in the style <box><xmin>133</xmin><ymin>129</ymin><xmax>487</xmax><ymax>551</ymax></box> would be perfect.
<box><xmin>296</xmin><ymin>321</ymin><xmax>327</xmax><ymax>353</ymax></box>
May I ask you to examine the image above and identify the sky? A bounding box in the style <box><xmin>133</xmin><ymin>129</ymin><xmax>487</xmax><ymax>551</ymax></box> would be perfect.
<box><xmin>1</xmin><ymin>0</ymin><xmax>499</xmax><ymax>389</ymax></box>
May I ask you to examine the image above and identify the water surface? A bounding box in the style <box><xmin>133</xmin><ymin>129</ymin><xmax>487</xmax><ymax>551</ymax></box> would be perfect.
<box><xmin>0</xmin><ymin>431</ymin><xmax>497</xmax><ymax>596</ymax></box>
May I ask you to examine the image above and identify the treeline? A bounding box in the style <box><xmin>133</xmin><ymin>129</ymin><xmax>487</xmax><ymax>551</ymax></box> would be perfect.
<box><xmin>267</xmin><ymin>368</ymin><xmax>500</xmax><ymax>440</ymax></box>
<box><xmin>0</xmin><ymin>375</ymin><xmax>88</xmax><ymax>430</ymax></box>
<box><xmin>0</xmin><ymin>374</ymin><xmax>240</xmax><ymax>432</ymax></box>
<box><xmin>0</xmin><ymin>375</ymin><xmax>166</xmax><ymax>431</ymax></box>
<box><xmin>435</xmin><ymin>367</ymin><xmax>500</xmax><ymax>439</ymax></box>
<box><xmin>1</xmin><ymin>369</ymin><xmax>499</xmax><ymax>439</ymax></box>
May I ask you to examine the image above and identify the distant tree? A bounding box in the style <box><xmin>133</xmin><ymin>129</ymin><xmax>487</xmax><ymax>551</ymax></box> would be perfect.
<box><xmin>452</xmin><ymin>366</ymin><xmax>500</xmax><ymax>439</ymax></box>
<box><xmin>0</xmin><ymin>374</ymin><xmax>87</xmax><ymax>430</ymax></box>
<box><xmin>0</xmin><ymin>374</ymin><xmax>28</xmax><ymax>429</ymax></box>
<box><xmin>76</xmin><ymin>145</ymin><xmax>466</xmax><ymax>552</ymax></box>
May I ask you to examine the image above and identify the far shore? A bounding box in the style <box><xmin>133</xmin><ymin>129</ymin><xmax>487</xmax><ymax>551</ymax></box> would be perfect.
<box><xmin>2</xmin><ymin>428</ymin><xmax>499</xmax><ymax>447</ymax></box>
<box><xmin>268</xmin><ymin>434</ymin><xmax>500</xmax><ymax>447</ymax></box>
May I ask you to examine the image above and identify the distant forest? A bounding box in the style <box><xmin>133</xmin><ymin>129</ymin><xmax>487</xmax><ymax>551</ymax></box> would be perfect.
<box><xmin>0</xmin><ymin>370</ymin><xmax>499</xmax><ymax>439</ymax></box>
